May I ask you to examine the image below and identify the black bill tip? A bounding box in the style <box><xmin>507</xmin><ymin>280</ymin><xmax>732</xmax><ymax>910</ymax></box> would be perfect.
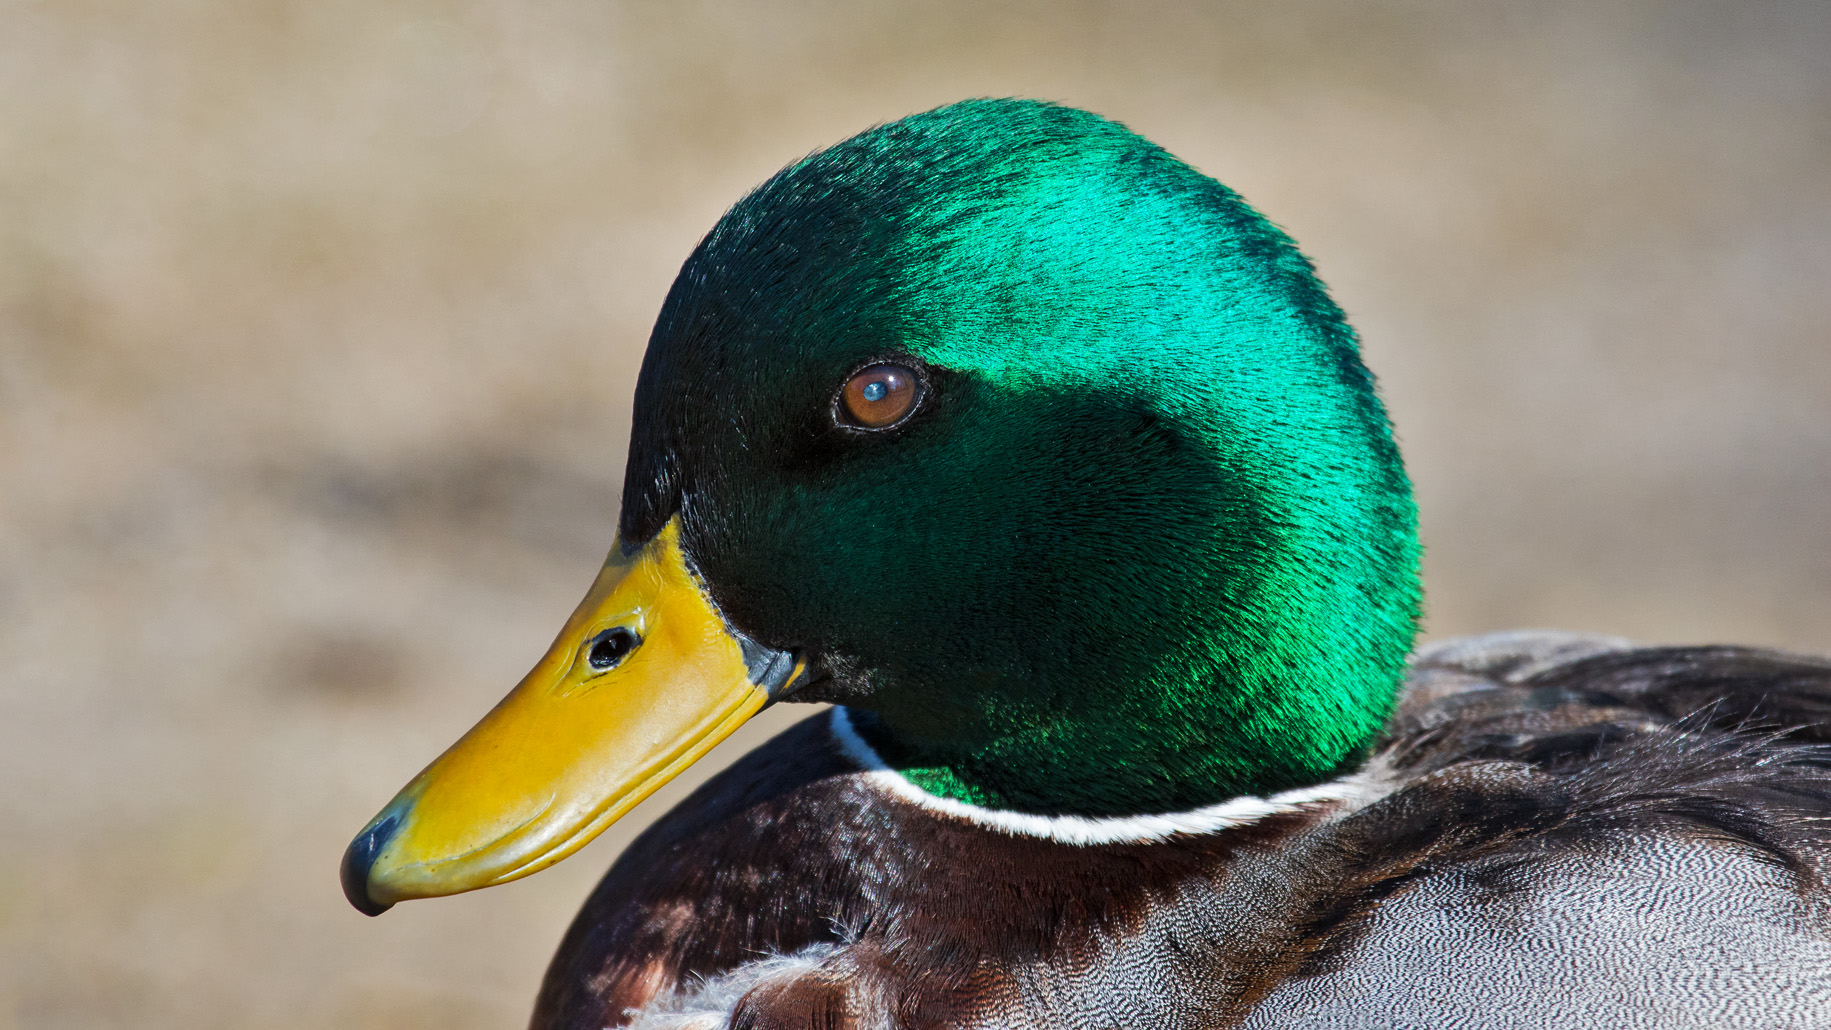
<box><xmin>340</xmin><ymin>814</ymin><xmax>399</xmax><ymax>916</ymax></box>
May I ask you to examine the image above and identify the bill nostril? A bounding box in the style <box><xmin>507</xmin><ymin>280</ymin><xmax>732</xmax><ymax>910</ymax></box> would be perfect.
<box><xmin>587</xmin><ymin>627</ymin><xmax>640</xmax><ymax>671</ymax></box>
<box><xmin>340</xmin><ymin>814</ymin><xmax>400</xmax><ymax>916</ymax></box>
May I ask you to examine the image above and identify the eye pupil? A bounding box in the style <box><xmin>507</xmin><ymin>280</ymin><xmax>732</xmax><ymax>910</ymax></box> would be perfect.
<box><xmin>588</xmin><ymin>628</ymin><xmax>638</xmax><ymax>670</ymax></box>
<box><xmin>840</xmin><ymin>363</ymin><xmax>920</xmax><ymax>429</ymax></box>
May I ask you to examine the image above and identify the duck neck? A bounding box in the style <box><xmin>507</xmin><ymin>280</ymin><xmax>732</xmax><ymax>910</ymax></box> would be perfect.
<box><xmin>839</xmin><ymin>668</ymin><xmax>1393</xmax><ymax>818</ymax></box>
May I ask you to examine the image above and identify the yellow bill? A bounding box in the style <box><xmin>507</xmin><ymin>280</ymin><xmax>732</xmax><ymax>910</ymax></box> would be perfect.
<box><xmin>341</xmin><ymin>519</ymin><xmax>799</xmax><ymax>915</ymax></box>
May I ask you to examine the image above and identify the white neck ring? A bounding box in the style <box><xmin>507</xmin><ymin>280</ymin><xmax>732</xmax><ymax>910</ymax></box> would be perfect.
<box><xmin>827</xmin><ymin>706</ymin><xmax>1389</xmax><ymax>847</ymax></box>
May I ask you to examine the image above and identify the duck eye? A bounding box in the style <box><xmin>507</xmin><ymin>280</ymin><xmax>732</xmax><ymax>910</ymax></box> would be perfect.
<box><xmin>585</xmin><ymin>627</ymin><xmax>640</xmax><ymax>671</ymax></box>
<box><xmin>839</xmin><ymin>364</ymin><xmax>920</xmax><ymax>429</ymax></box>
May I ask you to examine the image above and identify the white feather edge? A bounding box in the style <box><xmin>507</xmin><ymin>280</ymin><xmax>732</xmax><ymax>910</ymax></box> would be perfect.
<box><xmin>626</xmin><ymin>946</ymin><xmax>841</xmax><ymax>1030</ymax></box>
<box><xmin>828</xmin><ymin>706</ymin><xmax>1392</xmax><ymax>846</ymax></box>
<box><xmin>625</xmin><ymin>709</ymin><xmax>1395</xmax><ymax>1028</ymax></box>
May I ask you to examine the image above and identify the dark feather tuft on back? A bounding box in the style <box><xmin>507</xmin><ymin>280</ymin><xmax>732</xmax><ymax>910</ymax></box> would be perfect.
<box><xmin>1284</xmin><ymin>635</ymin><xmax>1831</xmax><ymax>977</ymax></box>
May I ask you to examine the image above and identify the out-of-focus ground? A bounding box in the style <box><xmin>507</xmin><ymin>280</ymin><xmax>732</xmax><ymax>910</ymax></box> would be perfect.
<box><xmin>1</xmin><ymin>1</ymin><xmax>1827</xmax><ymax>1027</ymax></box>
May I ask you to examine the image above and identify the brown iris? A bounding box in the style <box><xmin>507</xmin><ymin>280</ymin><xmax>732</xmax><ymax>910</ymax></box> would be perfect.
<box><xmin>839</xmin><ymin>363</ymin><xmax>919</xmax><ymax>429</ymax></box>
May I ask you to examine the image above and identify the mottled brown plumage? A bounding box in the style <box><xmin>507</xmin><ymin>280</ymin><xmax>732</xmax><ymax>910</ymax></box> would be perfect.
<box><xmin>532</xmin><ymin>633</ymin><xmax>1831</xmax><ymax>1029</ymax></box>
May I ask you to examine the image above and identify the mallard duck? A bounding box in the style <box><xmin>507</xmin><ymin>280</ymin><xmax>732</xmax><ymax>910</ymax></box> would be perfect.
<box><xmin>341</xmin><ymin>99</ymin><xmax>1831</xmax><ymax>1029</ymax></box>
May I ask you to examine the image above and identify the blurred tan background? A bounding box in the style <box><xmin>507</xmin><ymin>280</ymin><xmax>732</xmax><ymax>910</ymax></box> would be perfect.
<box><xmin>2</xmin><ymin>1</ymin><xmax>1827</xmax><ymax>1027</ymax></box>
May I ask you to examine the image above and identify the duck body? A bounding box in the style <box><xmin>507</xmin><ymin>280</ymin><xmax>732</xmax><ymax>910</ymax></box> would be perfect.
<box><xmin>539</xmin><ymin>633</ymin><xmax>1831</xmax><ymax>1029</ymax></box>
<box><xmin>337</xmin><ymin>99</ymin><xmax>1831</xmax><ymax>1030</ymax></box>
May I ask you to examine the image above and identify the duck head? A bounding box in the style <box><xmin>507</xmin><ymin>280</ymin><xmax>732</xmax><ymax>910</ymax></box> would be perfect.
<box><xmin>342</xmin><ymin>99</ymin><xmax>1421</xmax><ymax>915</ymax></box>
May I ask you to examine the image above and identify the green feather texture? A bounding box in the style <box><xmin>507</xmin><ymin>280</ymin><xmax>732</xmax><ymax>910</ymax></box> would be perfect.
<box><xmin>619</xmin><ymin>99</ymin><xmax>1422</xmax><ymax>816</ymax></box>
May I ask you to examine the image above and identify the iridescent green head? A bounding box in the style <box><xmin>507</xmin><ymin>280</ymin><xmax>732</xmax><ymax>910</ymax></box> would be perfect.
<box><xmin>620</xmin><ymin>98</ymin><xmax>1421</xmax><ymax>816</ymax></box>
<box><xmin>342</xmin><ymin>98</ymin><xmax>1424</xmax><ymax>914</ymax></box>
